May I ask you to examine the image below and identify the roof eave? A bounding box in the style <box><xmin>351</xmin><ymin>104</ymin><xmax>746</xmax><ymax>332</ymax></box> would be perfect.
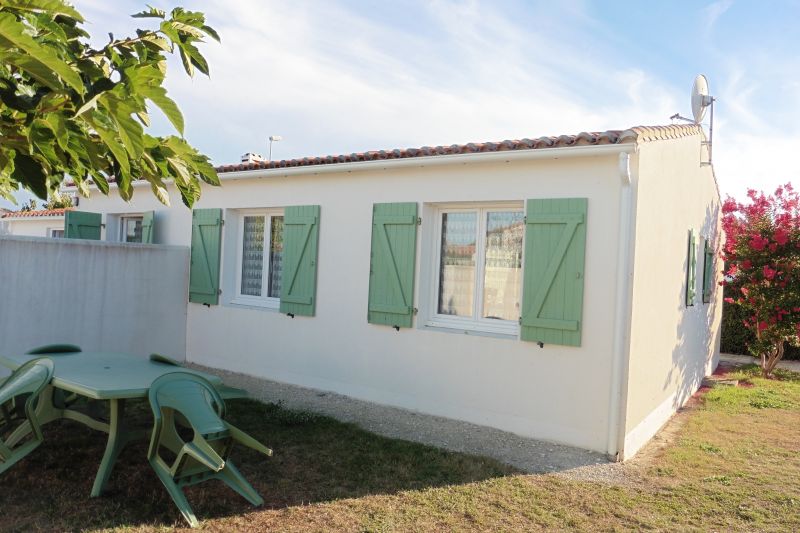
<box><xmin>218</xmin><ymin>142</ymin><xmax>637</xmax><ymax>182</ymax></box>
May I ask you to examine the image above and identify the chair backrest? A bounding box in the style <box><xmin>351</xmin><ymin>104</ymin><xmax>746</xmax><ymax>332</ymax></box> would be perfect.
<box><xmin>25</xmin><ymin>344</ymin><xmax>81</xmax><ymax>355</ymax></box>
<box><xmin>0</xmin><ymin>358</ymin><xmax>54</xmax><ymax>408</ymax></box>
<box><xmin>148</xmin><ymin>372</ymin><xmax>227</xmax><ymax>437</ymax></box>
<box><xmin>149</xmin><ymin>353</ymin><xmax>183</xmax><ymax>366</ymax></box>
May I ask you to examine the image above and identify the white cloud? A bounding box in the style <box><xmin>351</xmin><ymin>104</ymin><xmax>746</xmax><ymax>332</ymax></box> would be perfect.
<box><xmin>47</xmin><ymin>0</ymin><xmax>795</xmax><ymax>205</ymax></box>
<box><xmin>146</xmin><ymin>0</ymin><xmax>681</xmax><ymax>162</ymax></box>
<box><xmin>713</xmin><ymin>133</ymin><xmax>800</xmax><ymax>199</ymax></box>
<box><xmin>703</xmin><ymin>0</ymin><xmax>734</xmax><ymax>35</ymax></box>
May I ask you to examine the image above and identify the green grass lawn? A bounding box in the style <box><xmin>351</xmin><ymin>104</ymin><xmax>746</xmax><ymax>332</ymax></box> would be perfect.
<box><xmin>0</xmin><ymin>365</ymin><xmax>798</xmax><ymax>532</ymax></box>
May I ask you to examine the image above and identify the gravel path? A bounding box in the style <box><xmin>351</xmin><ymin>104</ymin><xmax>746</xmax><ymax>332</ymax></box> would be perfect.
<box><xmin>188</xmin><ymin>363</ymin><xmax>629</xmax><ymax>482</ymax></box>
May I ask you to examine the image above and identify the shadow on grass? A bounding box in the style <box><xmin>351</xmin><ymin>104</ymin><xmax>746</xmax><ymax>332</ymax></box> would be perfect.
<box><xmin>0</xmin><ymin>399</ymin><xmax>518</xmax><ymax>531</ymax></box>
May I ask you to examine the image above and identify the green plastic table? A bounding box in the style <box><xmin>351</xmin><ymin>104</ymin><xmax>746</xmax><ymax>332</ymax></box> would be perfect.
<box><xmin>0</xmin><ymin>351</ymin><xmax>224</xmax><ymax>497</ymax></box>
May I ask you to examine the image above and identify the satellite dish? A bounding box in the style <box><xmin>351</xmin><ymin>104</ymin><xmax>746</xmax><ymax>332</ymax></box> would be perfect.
<box><xmin>691</xmin><ymin>75</ymin><xmax>713</xmax><ymax>123</ymax></box>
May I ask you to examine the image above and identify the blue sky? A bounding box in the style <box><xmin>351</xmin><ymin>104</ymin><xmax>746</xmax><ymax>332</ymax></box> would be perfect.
<box><xmin>4</xmin><ymin>0</ymin><xmax>799</xmax><ymax>208</ymax></box>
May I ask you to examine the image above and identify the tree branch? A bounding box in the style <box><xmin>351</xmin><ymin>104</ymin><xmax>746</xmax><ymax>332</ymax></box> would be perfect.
<box><xmin>80</xmin><ymin>31</ymin><xmax>162</xmax><ymax>59</ymax></box>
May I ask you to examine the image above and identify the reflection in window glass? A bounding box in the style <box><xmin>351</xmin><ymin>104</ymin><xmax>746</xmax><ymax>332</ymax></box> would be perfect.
<box><xmin>122</xmin><ymin>217</ymin><xmax>143</xmax><ymax>243</ymax></box>
<box><xmin>267</xmin><ymin>216</ymin><xmax>284</xmax><ymax>298</ymax></box>
<box><xmin>240</xmin><ymin>216</ymin><xmax>265</xmax><ymax>296</ymax></box>
<box><xmin>482</xmin><ymin>211</ymin><xmax>524</xmax><ymax>320</ymax></box>
<box><xmin>438</xmin><ymin>212</ymin><xmax>477</xmax><ymax>316</ymax></box>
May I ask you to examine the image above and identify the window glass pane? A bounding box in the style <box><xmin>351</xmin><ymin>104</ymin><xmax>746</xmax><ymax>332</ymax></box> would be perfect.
<box><xmin>124</xmin><ymin>218</ymin><xmax>142</xmax><ymax>243</ymax></box>
<box><xmin>267</xmin><ymin>216</ymin><xmax>284</xmax><ymax>298</ymax></box>
<box><xmin>483</xmin><ymin>211</ymin><xmax>524</xmax><ymax>321</ymax></box>
<box><xmin>438</xmin><ymin>212</ymin><xmax>477</xmax><ymax>316</ymax></box>
<box><xmin>240</xmin><ymin>216</ymin><xmax>265</xmax><ymax>296</ymax></box>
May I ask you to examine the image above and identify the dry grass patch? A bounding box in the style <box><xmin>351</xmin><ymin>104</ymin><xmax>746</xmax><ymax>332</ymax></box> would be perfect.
<box><xmin>0</xmin><ymin>365</ymin><xmax>798</xmax><ymax>531</ymax></box>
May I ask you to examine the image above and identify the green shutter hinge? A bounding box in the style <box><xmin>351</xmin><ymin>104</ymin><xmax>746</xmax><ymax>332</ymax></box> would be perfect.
<box><xmin>413</xmin><ymin>307</ymin><xmax>418</xmax><ymax>315</ymax></box>
<box><xmin>417</xmin><ymin>217</ymin><xmax>422</xmax><ymax>225</ymax></box>
<box><xmin>523</xmin><ymin>216</ymin><xmax>527</xmax><ymax>224</ymax></box>
<box><xmin>518</xmin><ymin>316</ymin><xmax>522</xmax><ymax>325</ymax></box>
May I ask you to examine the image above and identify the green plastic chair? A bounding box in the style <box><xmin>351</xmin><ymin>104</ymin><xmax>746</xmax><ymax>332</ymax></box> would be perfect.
<box><xmin>146</xmin><ymin>372</ymin><xmax>272</xmax><ymax>527</ymax></box>
<box><xmin>0</xmin><ymin>358</ymin><xmax>54</xmax><ymax>475</ymax></box>
<box><xmin>25</xmin><ymin>344</ymin><xmax>81</xmax><ymax>355</ymax></box>
<box><xmin>149</xmin><ymin>353</ymin><xmax>250</xmax><ymax>401</ymax></box>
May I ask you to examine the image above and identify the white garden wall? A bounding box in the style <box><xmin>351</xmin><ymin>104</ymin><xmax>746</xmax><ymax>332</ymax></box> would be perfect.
<box><xmin>80</xmin><ymin>149</ymin><xmax>630</xmax><ymax>452</ymax></box>
<box><xmin>621</xmin><ymin>135</ymin><xmax>722</xmax><ymax>459</ymax></box>
<box><xmin>0</xmin><ymin>236</ymin><xmax>189</xmax><ymax>360</ymax></box>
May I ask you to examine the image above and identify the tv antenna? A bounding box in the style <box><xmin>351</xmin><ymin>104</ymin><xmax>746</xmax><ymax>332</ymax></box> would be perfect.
<box><xmin>268</xmin><ymin>135</ymin><xmax>283</xmax><ymax>161</ymax></box>
<box><xmin>670</xmin><ymin>74</ymin><xmax>715</xmax><ymax>166</ymax></box>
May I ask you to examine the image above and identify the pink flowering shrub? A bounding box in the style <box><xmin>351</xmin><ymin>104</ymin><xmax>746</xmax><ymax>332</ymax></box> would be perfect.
<box><xmin>722</xmin><ymin>184</ymin><xmax>800</xmax><ymax>377</ymax></box>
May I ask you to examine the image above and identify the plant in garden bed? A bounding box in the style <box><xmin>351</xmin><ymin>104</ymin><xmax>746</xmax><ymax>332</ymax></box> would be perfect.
<box><xmin>722</xmin><ymin>184</ymin><xmax>800</xmax><ymax>378</ymax></box>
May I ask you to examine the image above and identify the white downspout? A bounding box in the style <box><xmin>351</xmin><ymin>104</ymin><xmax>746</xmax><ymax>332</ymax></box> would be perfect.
<box><xmin>607</xmin><ymin>151</ymin><xmax>636</xmax><ymax>460</ymax></box>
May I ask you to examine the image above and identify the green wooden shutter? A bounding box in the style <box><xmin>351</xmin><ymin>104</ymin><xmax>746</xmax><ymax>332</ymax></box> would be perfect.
<box><xmin>367</xmin><ymin>202</ymin><xmax>418</xmax><ymax>328</ymax></box>
<box><xmin>141</xmin><ymin>211</ymin><xmax>155</xmax><ymax>244</ymax></box>
<box><xmin>280</xmin><ymin>205</ymin><xmax>320</xmax><ymax>317</ymax></box>
<box><xmin>686</xmin><ymin>229</ymin><xmax>697</xmax><ymax>307</ymax></box>
<box><xmin>189</xmin><ymin>208</ymin><xmax>222</xmax><ymax>305</ymax></box>
<box><xmin>520</xmin><ymin>198</ymin><xmax>587</xmax><ymax>347</ymax></box>
<box><xmin>64</xmin><ymin>211</ymin><xmax>101</xmax><ymax>240</ymax></box>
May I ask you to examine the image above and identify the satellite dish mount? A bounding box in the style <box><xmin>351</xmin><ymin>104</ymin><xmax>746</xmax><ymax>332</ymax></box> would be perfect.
<box><xmin>670</xmin><ymin>74</ymin><xmax>715</xmax><ymax>166</ymax></box>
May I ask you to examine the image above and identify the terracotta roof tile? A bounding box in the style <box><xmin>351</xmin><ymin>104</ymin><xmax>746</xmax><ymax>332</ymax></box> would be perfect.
<box><xmin>1</xmin><ymin>207</ymin><xmax>72</xmax><ymax>219</ymax></box>
<box><xmin>215</xmin><ymin>124</ymin><xmax>700</xmax><ymax>174</ymax></box>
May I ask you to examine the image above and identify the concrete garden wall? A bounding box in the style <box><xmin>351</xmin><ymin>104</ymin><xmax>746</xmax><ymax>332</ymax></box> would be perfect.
<box><xmin>0</xmin><ymin>236</ymin><xmax>189</xmax><ymax>360</ymax></box>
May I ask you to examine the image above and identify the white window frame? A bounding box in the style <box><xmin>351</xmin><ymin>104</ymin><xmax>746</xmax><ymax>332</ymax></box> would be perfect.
<box><xmin>119</xmin><ymin>215</ymin><xmax>144</xmax><ymax>243</ymax></box>
<box><xmin>427</xmin><ymin>202</ymin><xmax>524</xmax><ymax>336</ymax></box>
<box><xmin>48</xmin><ymin>228</ymin><xmax>64</xmax><ymax>238</ymax></box>
<box><xmin>231</xmin><ymin>208</ymin><xmax>284</xmax><ymax>310</ymax></box>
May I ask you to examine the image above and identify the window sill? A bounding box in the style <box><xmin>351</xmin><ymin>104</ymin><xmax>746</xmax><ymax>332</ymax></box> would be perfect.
<box><xmin>227</xmin><ymin>298</ymin><xmax>280</xmax><ymax>312</ymax></box>
<box><xmin>423</xmin><ymin>318</ymin><xmax>519</xmax><ymax>340</ymax></box>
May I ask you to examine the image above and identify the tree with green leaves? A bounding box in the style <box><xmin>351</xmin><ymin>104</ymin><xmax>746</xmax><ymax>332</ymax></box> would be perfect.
<box><xmin>0</xmin><ymin>1</ymin><xmax>220</xmax><ymax>208</ymax></box>
<box><xmin>722</xmin><ymin>184</ymin><xmax>800</xmax><ymax>378</ymax></box>
<box><xmin>45</xmin><ymin>190</ymin><xmax>70</xmax><ymax>208</ymax></box>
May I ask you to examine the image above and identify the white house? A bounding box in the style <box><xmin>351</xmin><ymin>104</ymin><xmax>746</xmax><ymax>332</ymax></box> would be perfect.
<box><xmin>0</xmin><ymin>208</ymin><xmax>72</xmax><ymax>238</ymax></box>
<box><xmin>68</xmin><ymin>123</ymin><xmax>722</xmax><ymax>460</ymax></box>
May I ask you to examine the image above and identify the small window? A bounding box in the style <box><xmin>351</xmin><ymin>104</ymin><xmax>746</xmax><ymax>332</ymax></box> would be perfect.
<box><xmin>429</xmin><ymin>204</ymin><xmax>524</xmax><ymax>335</ymax></box>
<box><xmin>49</xmin><ymin>228</ymin><xmax>64</xmax><ymax>238</ymax></box>
<box><xmin>120</xmin><ymin>216</ymin><xmax>143</xmax><ymax>243</ymax></box>
<box><xmin>233</xmin><ymin>209</ymin><xmax>284</xmax><ymax>308</ymax></box>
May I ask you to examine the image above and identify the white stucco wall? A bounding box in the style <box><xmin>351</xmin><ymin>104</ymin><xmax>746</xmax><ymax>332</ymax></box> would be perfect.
<box><xmin>0</xmin><ymin>236</ymin><xmax>189</xmax><ymax>360</ymax></box>
<box><xmin>0</xmin><ymin>216</ymin><xmax>64</xmax><ymax>237</ymax></box>
<box><xmin>79</xmin><ymin>149</ymin><xmax>631</xmax><ymax>452</ymax></box>
<box><xmin>620</xmin><ymin>134</ymin><xmax>722</xmax><ymax>459</ymax></box>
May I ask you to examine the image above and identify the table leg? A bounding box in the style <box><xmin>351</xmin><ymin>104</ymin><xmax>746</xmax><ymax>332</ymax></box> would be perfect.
<box><xmin>91</xmin><ymin>398</ymin><xmax>130</xmax><ymax>497</ymax></box>
<box><xmin>6</xmin><ymin>386</ymin><xmax>112</xmax><ymax>447</ymax></box>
